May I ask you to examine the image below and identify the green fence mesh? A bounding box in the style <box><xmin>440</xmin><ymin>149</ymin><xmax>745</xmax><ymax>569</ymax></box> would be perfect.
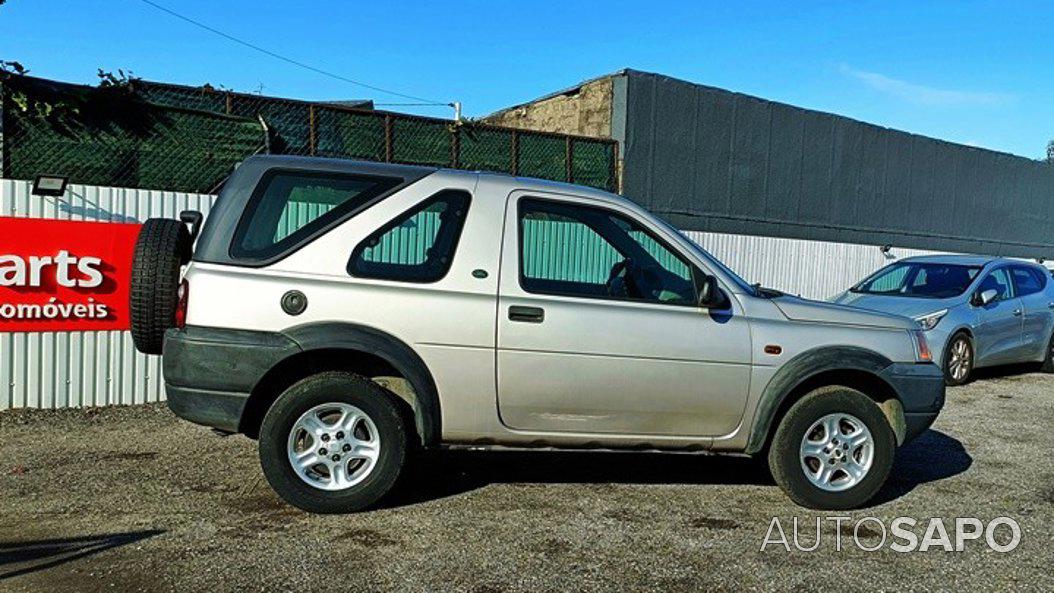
<box><xmin>1</xmin><ymin>75</ymin><xmax>618</xmax><ymax>194</ymax></box>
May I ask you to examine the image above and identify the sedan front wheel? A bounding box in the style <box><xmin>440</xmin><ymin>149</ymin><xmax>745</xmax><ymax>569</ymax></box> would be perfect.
<box><xmin>944</xmin><ymin>333</ymin><xmax>973</xmax><ymax>386</ymax></box>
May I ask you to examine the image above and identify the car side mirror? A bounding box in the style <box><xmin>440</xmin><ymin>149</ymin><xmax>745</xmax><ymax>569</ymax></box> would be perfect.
<box><xmin>698</xmin><ymin>275</ymin><xmax>727</xmax><ymax>309</ymax></box>
<box><xmin>973</xmin><ymin>288</ymin><xmax>998</xmax><ymax>306</ymax></box>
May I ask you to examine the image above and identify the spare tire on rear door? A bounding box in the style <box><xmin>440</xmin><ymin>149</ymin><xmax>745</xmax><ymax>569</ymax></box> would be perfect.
<box><xmin>130</xmin><ymin>218</ymin><xmax>192</xmax><ymax>355</ymax></box>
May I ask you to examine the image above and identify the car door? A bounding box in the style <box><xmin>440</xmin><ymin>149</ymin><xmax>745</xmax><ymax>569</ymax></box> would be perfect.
<box><xmin>495</xmin><ymin>192</ymin><xmax>753</xmax><ymax>437</ymax></box>
<box><xmin>973</xmin><ymin>267</ymin><xmax>1024</xmax><ymax>366</ymax></box>
<box><xmin>1010</xmin><ymin>265</ymin><xmax>1053</xmax><ymax>361</ymax></box>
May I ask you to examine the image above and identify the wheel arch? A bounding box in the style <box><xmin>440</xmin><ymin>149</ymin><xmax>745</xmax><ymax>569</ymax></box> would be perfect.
<box><xmin>238</xmin><ymin>322</ymin><xmax>440</xmax><ymax>446</ymax></box>
<box><xmin>745</xmin><ymin>346</ymin><xmax>906</xmax><ymax>455</ymax></box>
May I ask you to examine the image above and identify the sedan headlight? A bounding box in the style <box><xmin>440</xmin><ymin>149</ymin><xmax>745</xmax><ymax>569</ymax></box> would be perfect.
<box><xmin>911</xmin><ymin>330</ymin><xmax>933</xmax><ymax>363</ymax></box>
<box><xmin>914</xmin><ymin>309</ymin><xmax>948</xmax><ymax>331</ymax></box>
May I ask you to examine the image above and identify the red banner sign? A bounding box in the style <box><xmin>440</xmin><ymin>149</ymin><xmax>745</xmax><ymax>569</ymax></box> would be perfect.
<box><xmin>0</xmin><ymin>217</ymin><xmax>141</xmax><ymax>332</ymax></box>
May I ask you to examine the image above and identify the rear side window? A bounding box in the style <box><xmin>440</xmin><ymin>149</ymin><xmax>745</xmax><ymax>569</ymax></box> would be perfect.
<box><xmin>231</xmin><ymin>171</ymin><xmax>401</xmax><ymax>260</ymax></box>
<box><xmin>348</xmin><ymin>190</ymin><xmax>471</xmax><ymax>283</ymax></box>
<box><xmin>1011</xmin><ymin>266</ymin><xmax>1046</xmax><ymax>296</ymax></box>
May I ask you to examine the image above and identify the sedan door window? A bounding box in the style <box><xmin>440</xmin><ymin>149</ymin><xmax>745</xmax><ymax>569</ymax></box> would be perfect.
<box><xmin>1010</xmin><ymin>266</ymin><xmax>1046</xmax><ymax>297</ymax></box>
<box><xmin>978</xmin><ymin>268</ymin><xmax>1015</xmax><ymax>302</ymax></box>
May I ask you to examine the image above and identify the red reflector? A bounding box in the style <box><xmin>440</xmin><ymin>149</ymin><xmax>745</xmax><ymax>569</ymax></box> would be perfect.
<box><xmin>174</xmin><ymin>279</ymin><xmax>189</xmax><ymax>328</ymax></box>
<box><xmin>764</xmin><ymin>344</ymin><xmax>782</xmax><ymax>355</ymax></box>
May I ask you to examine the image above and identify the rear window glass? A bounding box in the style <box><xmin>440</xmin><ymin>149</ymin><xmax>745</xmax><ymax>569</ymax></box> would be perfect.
<box><xmin>348</xmin><ymin>190</ymin><xmax>471</xmax><ymax>283</ymax></box>
<box><xmin>231</xmin><ymin>171</ymin><xmax>401</xmax><ymax>260</ymax></box>
<box><xmin>1012</xmin><ymin>266</ymin><xmax>1046</xmax><ymax>296</ymax></box>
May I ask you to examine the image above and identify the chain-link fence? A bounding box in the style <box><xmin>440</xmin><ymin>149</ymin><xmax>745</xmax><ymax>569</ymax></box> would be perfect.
<box><xmin>1</xmin><ymin>75</ymin><xmax>618</xmax><ymax>194</ymax></box>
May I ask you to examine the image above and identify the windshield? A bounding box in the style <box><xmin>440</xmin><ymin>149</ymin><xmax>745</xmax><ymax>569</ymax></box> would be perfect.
<box><xmin>852</xmin><ymin>262</ymin><xmax>982</xmax><ymax>298</ymax></box>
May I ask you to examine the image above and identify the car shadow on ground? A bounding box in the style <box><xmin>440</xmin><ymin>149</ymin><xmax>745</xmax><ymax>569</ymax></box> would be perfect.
<box><xmin>873</xmin><ymin>429</ymin><xmax>973</xmax><ymax>505</ymax></box>
<box><xmin>382</xmin><ymin>428</ymin><xmax>971</xmax><ymax>509</ymax></box>
<box><xmin>970</xmin><ymin>362</ymin><xmax>1045</xmax><ymax>381</ymax></box>
<box><xmin>0</xmin><ymin>530</ymin><xmax>163</xmax><ymax>581</ymax></box>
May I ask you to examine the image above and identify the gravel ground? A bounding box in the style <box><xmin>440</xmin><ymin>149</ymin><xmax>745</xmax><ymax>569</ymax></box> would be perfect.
<box><xmin>1</xmin><ymin>366</ymin><xmax>1052</xmax><ymax>593</ymax></box>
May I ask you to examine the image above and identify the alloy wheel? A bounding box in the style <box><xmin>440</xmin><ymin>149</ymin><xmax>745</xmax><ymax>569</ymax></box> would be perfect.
<box><xmin>799</xmin><ymin>413</ymin><xmax>874</xmax><ymax>492</ymax></box>
<box><xmin>286</xmin><ymin>402</ymin><xmax>381</xmax><ymax>491</ymax></box>
<box><xmin>948</xmin><ymin>337</ymin><xmax>971</xmax><ymax>382</ymax></box>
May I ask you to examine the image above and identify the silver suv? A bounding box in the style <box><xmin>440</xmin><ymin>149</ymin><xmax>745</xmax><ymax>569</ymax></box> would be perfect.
<box><xmin>129</xmin><ymin>156</ymin><xmax>945</xmax><ymax>512</ymax></box>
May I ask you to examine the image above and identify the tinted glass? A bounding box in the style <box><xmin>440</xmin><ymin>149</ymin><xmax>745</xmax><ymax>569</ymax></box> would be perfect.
<box><xmin>232</xmin><ymin>171</ymin><xmax>401</xmax><ymax>260</ymax></box>
<box><xmin>348</xmin><ymin>190</ymin><xmax>471</xmax><ymax>283</ymax></box>
<box><xmin>519</xmin><ymin>199</ymin><xmax>697</xmax><ymax>305</ymax></box>
<box><xmin>1011</xmin><ymin>266</ymin><xmax>1045</xmax><ymax>296</ymax></box>
<box><xmin>978</xmin><ymin>268</ymin><xmax>1014</xmax><ymax>301</ymax></box>
<box><xmin>854</xmin><ymin>262</ymin><xmax>981</xmax><ymax>298</ymax></box>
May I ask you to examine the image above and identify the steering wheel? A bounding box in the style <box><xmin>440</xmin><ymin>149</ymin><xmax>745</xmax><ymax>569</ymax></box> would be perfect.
<box><xmin>606</xmin><ymin>258</ymin><xmax>643</xmax><ymax>298</ymax></box>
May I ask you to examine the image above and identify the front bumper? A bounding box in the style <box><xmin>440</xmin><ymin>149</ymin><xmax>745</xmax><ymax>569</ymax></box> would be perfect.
<box><xmin>879</xmin><ymin>362</ymin><xmax>946</xmax><ymax>443</ymax></box>
<box><xmin>163</xmin><ymin>326</ymin><xmax>300</xmax><ymax>432</ymax></box>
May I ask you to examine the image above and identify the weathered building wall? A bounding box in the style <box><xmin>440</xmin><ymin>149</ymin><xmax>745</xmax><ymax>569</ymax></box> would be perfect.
<box><xmin>483</xmin><ymin>77</ymin><xmax>614</xmax><ymax>139</ymax></box>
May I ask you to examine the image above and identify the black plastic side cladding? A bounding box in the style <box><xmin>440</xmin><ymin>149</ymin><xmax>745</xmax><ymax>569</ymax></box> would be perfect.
<box><xmin>282</xmin><ymin>322</ymin><xmax>442</xmax><ymax>447</ymax></box>
<box><xmin>744</xmin><ymin>346</ymin><xmax>894</xmax><ymax>455</ymax></box>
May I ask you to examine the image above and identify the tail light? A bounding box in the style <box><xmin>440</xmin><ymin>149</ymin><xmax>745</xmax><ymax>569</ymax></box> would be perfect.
<box><xmin>174</xmin><ymin>279</ymin><xmax>189</xmax><ymax>328</ymax></box>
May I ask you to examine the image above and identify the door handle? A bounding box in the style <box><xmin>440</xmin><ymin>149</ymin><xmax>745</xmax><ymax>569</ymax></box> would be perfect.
<box><xmin>508</xmin><ymin>306</ymin><xmax>545</xmax><ymax>323</ymax></box>
<box><xmin>1012</xmin><ymin>308</ymin><xmax>1022</xmax><ymax>317</ymax></box>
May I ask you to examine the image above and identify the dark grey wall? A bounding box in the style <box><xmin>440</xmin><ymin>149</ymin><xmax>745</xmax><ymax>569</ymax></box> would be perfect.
<box><xmin>619</xmin><ymin>70</ymin><xmax>1054</xmax><ymax>258</ymax></box>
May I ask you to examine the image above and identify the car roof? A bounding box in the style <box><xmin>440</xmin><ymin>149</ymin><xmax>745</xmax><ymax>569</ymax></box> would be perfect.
<box><xmin>897</xmin><ymin>254</ymin><xmax>1032</xmax><ymax>267</ymax></box>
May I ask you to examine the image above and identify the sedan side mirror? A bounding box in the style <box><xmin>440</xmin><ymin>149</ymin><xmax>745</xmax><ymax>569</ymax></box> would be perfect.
<box><xmin>973</xmin><ymin>288</ymin><xmax>998</xmax><ymax>306</ymax></box>
<box><xmin>698</xmin><ymin>275</ymin><xmax>727</xmax><ymax>309</ymax></box>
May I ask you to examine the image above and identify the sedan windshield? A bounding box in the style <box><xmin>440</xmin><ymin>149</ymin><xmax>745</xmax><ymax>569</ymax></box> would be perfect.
<box><xmin>852</xmin><ymin>262</ymin><xmax>981</xmax><ymax>298</ymax></box>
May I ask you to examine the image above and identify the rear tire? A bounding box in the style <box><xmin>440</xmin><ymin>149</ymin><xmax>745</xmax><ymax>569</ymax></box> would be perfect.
<box><xmin>943</xmin><ymin>332</ymin><xmax>974</xmax><ymax>386</ymax></box>
<box><xmin>129</xmin><ymin>218</ymin><xmax>191</xmax><ymax>354</ymax></box>
<box><xmin>768</xmin><ymin>387</ymin><xmax>895</xmax><ymax>510</ymax></box>
<box><xmin>258</xmin><ymin>372</ymin><xmax>408</xmax><ymax>514</ymax></box>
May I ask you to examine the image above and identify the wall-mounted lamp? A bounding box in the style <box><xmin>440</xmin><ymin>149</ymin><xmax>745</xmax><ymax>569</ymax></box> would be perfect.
<box><xmin>31</xmin><ymin>174</ymin><xmax>69</xmax><ymax>197</ymax></box>
<box><xmin>880</xmin><ymin>244</ymin><xmax>895</xmax><ymax>260</ymax></box>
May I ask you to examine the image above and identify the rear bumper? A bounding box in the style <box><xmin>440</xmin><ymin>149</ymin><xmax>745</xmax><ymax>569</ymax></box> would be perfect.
<box><xmin>163</xmin><ymin>326</ymin><xmax>299</xmax><ymax>432</ymax></box>
<box><xmin>880</xmin><ymin>362</ymin><xmax>946</xmax><ymax>443</ymax></box>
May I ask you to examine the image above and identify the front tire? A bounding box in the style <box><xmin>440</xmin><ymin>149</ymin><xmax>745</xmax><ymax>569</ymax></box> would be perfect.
<box><xmin>258</xmin><ymin>372</ymin><xmax>408</xmax><ymax>513</ymax></box>
<box><xmin>768</xmin><ymin>387</ymin><xmax>895</xmax><ymax>510</ymax></box>
<box><xmin>1041</xmin><ymin>331</ymin><xmax>1054</xmax><ymax>373</ymax></box>
<box><xmin>944</xmin><ymin>332</ymin><xmax>974</xmax><ymax>386</ymax></box>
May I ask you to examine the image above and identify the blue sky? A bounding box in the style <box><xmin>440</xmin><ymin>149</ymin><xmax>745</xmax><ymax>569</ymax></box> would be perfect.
<box><xmin>1</xmin><ymin>0</ymin><xmax>1049</xmax><ymax>158</ymax></box>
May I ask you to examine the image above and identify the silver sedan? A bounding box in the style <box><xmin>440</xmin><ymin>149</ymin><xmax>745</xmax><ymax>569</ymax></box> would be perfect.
<box><xmin>832</xmin><ymin>255</ymin><xmax>1054</xmax><ymax>385</ymax></box>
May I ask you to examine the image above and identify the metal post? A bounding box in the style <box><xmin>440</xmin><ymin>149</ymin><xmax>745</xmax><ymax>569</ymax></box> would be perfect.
<box><xmin>384</xmin><ymin>114</ymin><xmax>394</xmax><ymax>162</ymax></box>
<box><xmin>0</xmin><ymin>78</ymin><xmax>5</xmax><ymax>180</ymax></box>
<box><xmin>308</xmin><ymin>104</ymin><xmax>317</xmax><ymax>156</ymax></box>
<box><xmin>566</xmin><ymin>137</ymin><xmax>574</xmax><ymax>184</ymax></box>
<box><xmin>510</xmin><ymin>130</ymin><xmax>519</xmax><ymax>176</ymax></box>
<box><xmin>451</xmin><ymin>125</ymin><xmax>460</xmax><ymax>169</ymax></box>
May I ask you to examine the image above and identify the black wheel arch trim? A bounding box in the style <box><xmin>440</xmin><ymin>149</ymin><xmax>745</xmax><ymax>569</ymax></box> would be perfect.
<box><xmin>280</xmin><ymin>321</ymin><xmax>442</xmax><ymax>447</ymax></box>
<box><xmin>745</xmin><ymin>346</ymin><xmax>896</xmax><ymax>455</ymax></box>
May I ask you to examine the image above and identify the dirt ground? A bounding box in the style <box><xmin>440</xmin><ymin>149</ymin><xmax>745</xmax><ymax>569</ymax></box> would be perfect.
<box><xmin>1</xmin><ymin>365</ymin><xmax>1052</xmax><ymax>593</ymax></box>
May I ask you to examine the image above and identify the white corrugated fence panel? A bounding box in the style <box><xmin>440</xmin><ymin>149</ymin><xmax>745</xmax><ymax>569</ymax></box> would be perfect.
<box><xmin>0</xmin><ymin>179</ymin><xmax>216</xmax><ymax>410</ymax></box>
<box><xmin>682</xmin><ymin>230</ymin><xmax>944</xmax><ymax>300</ymax></box>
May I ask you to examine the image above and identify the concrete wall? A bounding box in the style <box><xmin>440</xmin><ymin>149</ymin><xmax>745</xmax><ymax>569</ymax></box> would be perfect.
<box><xmin>619</xmin><ymin>70</ymin><xmax>1054</xmax><ymax>259</ymax></box>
